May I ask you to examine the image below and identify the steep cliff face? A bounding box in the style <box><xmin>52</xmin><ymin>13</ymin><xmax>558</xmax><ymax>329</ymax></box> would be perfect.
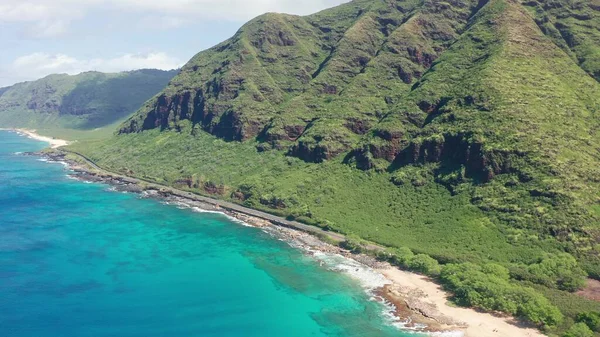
<box><xmin>0</xmin><ymin>69</ymin><xmax>177</xmax><ymax>130</ymax></box>
<box><xmin>355</xmin><ymin>0</ymin><xmax>600</xmax><ymax>182</ymax></box>
<box><xmin>392</xmin><ymin>133</ymin><xmax>528</xmax><ymax>182</ymax></box>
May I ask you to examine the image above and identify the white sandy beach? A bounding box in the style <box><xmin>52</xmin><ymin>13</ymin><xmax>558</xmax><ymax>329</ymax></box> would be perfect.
<box><xmin>380</xmin><ymin>268</ymin><xmax>546</xmax><ymax>337</ymax></box>
<box><xmin>7</xmin><ymin>129</ymin><xmax>70</xmax><ymax>148</ymax></box>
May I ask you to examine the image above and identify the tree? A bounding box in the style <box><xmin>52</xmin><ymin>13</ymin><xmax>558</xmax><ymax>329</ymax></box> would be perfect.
<box><xmin>515</xmin><ymin>288</ymin><xmax>563</xmax><ymax>327</ymax></box>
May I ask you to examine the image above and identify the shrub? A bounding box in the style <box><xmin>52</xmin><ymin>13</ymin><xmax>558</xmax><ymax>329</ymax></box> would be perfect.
<box><xmin>563</xmin><ymin>323</ymin><xmax>594</xmax><ymax>337</ymax></box>
<box><xmin>576</xmin><ymin>312</ymin><xmax>600</xmax><ymax>332</ymax></box>
<box><xmin>408</xmin><ymin>254</ymin><xmax>442</xmax><ymax>276</ymax></box>
<box><xmin>341</xmin><ymin>234</ymin><xmax>365</xmax><ymax>254</ymax></box>
<box><xmin>388</xmin><ymin>247</ymin><xmax>415</xmax><ymax>267</ymax></box>
<box><xmin>441</xmin><ymin>263</ymin><xmax>563</xmax><ymax>327</ymax></box>
<box><xmin>482</xmin><ymin>263</ymin><xmax>511</xmax><ymax>280</ymax></box>
<box><xmin>525</xmin><ymin>253</ymin><xmax>587</xmax><ymax>292</ymax></box>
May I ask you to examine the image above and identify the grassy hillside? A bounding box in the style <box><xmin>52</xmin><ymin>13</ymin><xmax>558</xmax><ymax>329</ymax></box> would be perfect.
<box><xmin>70</xmin><ymin>0</ymin><xmax>600</xmax><ymax>335</ymax></box>
<box><xmin>0</xmin><ymin>69</ymin><xmax>177</xmax><ymax>132</ymax></box>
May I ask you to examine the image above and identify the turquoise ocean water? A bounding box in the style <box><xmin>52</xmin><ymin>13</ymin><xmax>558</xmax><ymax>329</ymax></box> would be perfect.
<box><xmin>0</xmin><ymin>131</ymin><xmax>420</xmax><ymax>337</ymax></box>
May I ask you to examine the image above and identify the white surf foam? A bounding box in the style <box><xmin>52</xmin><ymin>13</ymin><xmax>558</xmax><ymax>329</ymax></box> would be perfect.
<box><xmin>159</xmin><ymin>200</ymin><xmax>253</xmax><ymax>227</ymax></box>
<box><xmin>311</xmin><ymin>251</ymin><xmax>391</xmax><ymax>290</ymax></box>
<box><xmin>429</xmin><ymin>332</ymin><xmax>465</xmax><ymax>337</ymax></box>
<box><xmin>296</xmin><ymin>249</ymin><xmax>464</xmax><ymax>336</ymax></box>
<box><xmin>190</xmin><ymin>206</ymin><xmax>252</xmax><ymax>227</ymax></box>
<box><xmin>307</xmin><ymin>251</ymin><xmax>417</xmax><ymax>330</ymax></box>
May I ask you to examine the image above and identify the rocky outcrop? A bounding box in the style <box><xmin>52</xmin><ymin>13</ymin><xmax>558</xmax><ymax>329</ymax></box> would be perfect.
<box><xmin>128</xmin><ymin>88</ymin><xmax>264</xmax><ymax>141</ymax></box>
<box><xmin>344</xmin><ymin>118</ymin><xmax>371</xmax><ymax>135</ymax></box>
<box><xmin>259</xmin><ymin>195</ymin><xmax>287</xmax><ymax>209</ymax></box>
<box><xmin>288</xmin><ymin>141</ymin><xmax>339</xmax><ymax>163</ymax></box>
<box><xmin>351</xmin><ymin>129</ymin><xmax>405</xmax><ymax>170</ymax></box>
<box><xmin>393</xmin><ymin>133</ymin><xmax>525</xmax><ymax>182</ymax></box>
<box><xmin>352</xmin><ymin>131</ymin><xmax>525</xmax><ymax>182</ymax></box>
<box><xmin>203</xmin><ymin>181</ymin><xmax>225</xmax><ymax>195</ymax></box>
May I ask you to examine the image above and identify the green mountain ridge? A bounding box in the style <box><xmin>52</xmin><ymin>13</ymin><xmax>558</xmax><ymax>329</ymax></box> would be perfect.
<box><xmin>69</xmin><ymin>0</ymin><xmax>600</xmax><ymax>334</ymax></box>
<box><xmin>0</xmin><ymin>69</ymin><xmax>178</xmax><ymax>131</ymax></box>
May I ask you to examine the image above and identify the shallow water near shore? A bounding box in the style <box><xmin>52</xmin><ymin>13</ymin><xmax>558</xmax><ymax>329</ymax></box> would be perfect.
<box><xmin>0</xmin><ymin>131</ymin><xmax>419</xmax><ymax>337</ymax></box>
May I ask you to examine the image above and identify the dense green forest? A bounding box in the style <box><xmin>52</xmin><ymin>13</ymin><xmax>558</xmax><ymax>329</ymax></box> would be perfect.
<box><xmin>67</xmin><ymin>0</ymin><xmax>600</xmax><ymax>335</ymax></box>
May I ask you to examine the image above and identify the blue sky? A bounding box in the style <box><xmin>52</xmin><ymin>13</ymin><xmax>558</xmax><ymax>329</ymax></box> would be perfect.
<box><xmin>0</xmin><ymin>0</ymin><xmax>349</xmax><ymax>87</ymax></box>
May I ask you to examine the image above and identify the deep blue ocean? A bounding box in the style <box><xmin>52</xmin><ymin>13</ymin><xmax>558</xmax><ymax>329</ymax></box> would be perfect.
<box><xmin>0</xmin><ymin>131</ymin><xmax>418</xmax><ymax>337</ymax></box>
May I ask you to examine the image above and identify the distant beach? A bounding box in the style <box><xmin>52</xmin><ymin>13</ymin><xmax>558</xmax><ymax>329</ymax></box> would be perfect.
<box><xmin>1</xmin><ymin>128</ymin><xmax>70</xmax><ymax>148</ymax></box>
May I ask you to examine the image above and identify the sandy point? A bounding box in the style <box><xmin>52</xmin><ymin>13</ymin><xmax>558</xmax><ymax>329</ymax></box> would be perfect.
<box><xmin>379</xmin><ymin>268</ymin><xmax>547</xmax><ymax>337</ymax></box>
<box><xmin>8</xmin><ymin>129</ymin><xmax>70</xmax><ymax>148</ymax></box>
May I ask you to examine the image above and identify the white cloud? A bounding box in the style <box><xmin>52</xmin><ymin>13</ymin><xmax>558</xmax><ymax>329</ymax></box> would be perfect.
<box><xmin>137</xmin><ymin>16</ymin><xmax>191</xmax><ymax>31</ymax></box>
<box><xmin>108</xmin><ymin>0</ymin><xmax>349</xmax><ymax>19</ymax></box>
<box><xmin>0</xmin><ymin>0</ymin><xmax>351</xmax><ymax>85</ymax></box>
<box><xmin>1</xmin><ymin>52</ymin><xmax>182</xmax><ymax>86</ymax></box>
<box><xmin>0</xmin><ymin>1</ymin><xmax>84</xmax><ymax>38</ymax></box>
<box><xmin>24</xmin><ymin>20</ymin><xmax>70</xmax><ymax>38</ymax></box>
<box><xmin>0</xmin><ymin>0</ymin><xmax>350</xmax><ymax>37</ymax></box>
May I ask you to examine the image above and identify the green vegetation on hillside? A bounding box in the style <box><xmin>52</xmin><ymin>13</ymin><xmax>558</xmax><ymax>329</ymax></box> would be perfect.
<box><xmin>68</xmin><ymin>0</ymin><xmax>600</xmax><ymax>335</ymax></box>
<box><xmin>0</xmin><ymin>69</ymin><xmax>177</xmax><ymax>132</ymax></box>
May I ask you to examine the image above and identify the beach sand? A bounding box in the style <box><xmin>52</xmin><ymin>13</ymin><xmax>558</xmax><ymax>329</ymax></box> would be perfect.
<box><xmin>379</xmin><ymin>268</ymin><xmax>546</xmax><ymax>337</ymax></box>
<box><xmin>12</xmin><ymin>129</ymin><xmax>70</xmax><ymax>148</ymax></box>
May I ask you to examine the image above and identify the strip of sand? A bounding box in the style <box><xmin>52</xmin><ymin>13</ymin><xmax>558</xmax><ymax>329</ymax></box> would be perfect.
<box><xmin>379</xmin><ymin>268</ymin><xmax>546</xmax><ymax>337</ymax></box>
<box><xmin>11</xmin><ymin>129</ymin><xmax>69</xmax><ymax>148</ymax></box>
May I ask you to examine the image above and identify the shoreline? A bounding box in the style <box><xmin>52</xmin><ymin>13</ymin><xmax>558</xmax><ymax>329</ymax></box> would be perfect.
<box><xmin>35</xmin><ymin>149</ymin><xmax>546</xmax><ymax>337</ymax></box>
<box><xmin>2</xmin><ymin>128</ymin><xmax>70</xmax><ymax>148</ymax></box>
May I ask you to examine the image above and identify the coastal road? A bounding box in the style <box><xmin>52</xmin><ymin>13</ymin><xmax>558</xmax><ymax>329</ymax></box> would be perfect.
<box><xmin>62</xmin><ymin>150</ymin><xmax>385</xmax><ymax>252</ymax></box>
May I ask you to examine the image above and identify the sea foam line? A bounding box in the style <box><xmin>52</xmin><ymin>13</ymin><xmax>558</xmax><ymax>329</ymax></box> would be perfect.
<box><xmin>308</xmin><ymin>250</ymin><xmax>413</xmax><ymax>330</ymax></box>
<box><xmin>289</xmin><ymin>246</ymin><xmax>464</xmax><ymax>336</ymax></box>
<box><xmin>161</xmin><ymin>200</ymin><xmax>254</xmax><ymax>227</ymax></box>
<box><xmin>37</xmin><ymin>155</ymin><xmax>456</xmax><ymax>335</ymax></box>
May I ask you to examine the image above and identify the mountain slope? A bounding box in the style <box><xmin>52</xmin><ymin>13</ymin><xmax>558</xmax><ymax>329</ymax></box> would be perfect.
<box><xmin>71</xmin><ymin>0</ymin><xmax>600</xmax><ymax>333</ymax></box>
<box><xmin>528</xmin><ymin>0</ymin><xmax>600</xmax><ymax>81</ymax></box>
<box><xmin>0</xmin><ymin>69</ymin><xmax>178</xmax><ymax>130</ymax></box>
<box><xmin>119</xmin><ymin>0</ymin><xmax>483</xmax><ymax>157</ymax></box>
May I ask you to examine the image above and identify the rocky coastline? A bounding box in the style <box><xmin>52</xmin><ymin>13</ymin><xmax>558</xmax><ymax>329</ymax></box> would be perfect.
<box><xmin>32</xmin><ymin>149</ymin><xmax>467</xmax><ymax>335</ymax></box>
<box><xmin>29</xmin><ymin>149</ymin><xmax>546</xmax><ymax>337</ymax></box>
